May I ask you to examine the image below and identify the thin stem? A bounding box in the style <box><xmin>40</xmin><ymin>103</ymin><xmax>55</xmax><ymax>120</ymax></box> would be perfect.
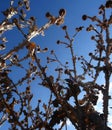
<box><xmin>103</xmin><ymin>8</ymin><xmax>111</xmax><ymax>129</ymax></box>
<box><xmin>69</xmin><ymin>41</ymin><xmax>77</xmax><ymax>78</ymax></box>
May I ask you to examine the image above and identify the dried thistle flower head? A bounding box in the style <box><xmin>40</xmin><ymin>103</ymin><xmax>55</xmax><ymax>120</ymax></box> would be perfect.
<box><xmin>0</xmin><ymin>44</ymin><xmax>6</xmax><ymax>50</ymax></box>
<box><xmin>91</xmin><ymin>36</ymin><xmax>95</xmax><ymax>40</ymax></box>
<box><xmin>43</xmin><ymin>47</ymin><xmax>48</xmax><ymax>52</ymax></box>
<box><xmin>99</xmin><ymin>5</ymin><xmax>105</xmax><ymax>11</ymax></box>
<box><xmin>51</xmin><ymin>50</ymin><xmax>54</xmax><ymax>54</ymax></box>
<box><xmin>18</xmin><ymin>1</ymin><xmax>23</xmax><ymax>7</ymax></box>
<box><xmin>26</xmin><ymin>86</ymin><xmax>30</xmax><ymax>91</ymax></box>
<box><xmin>105</xmin><ymin>0</ymin><xmax>112</xmax><ymax>8</ymax></box>
<box><xmin>45</xmin><ymin>12</ymin><xmax>52</xmax><ymax>18</ymax></box>
<box><xmin>86</xmin><ymin>24</ymin><xmax>94</xmax><ymax>31</ymax></box>
<box><xmin>62</xmin><ymin>25</ymin><xmax>67</xmax><ymax>30</ymax></box>
<box><xmin>24</xmin><ymin>0</ymin><xmax>30</xmax><ymax>10</ymax></box>
<box><xmin>78</xmin><ymin>26</ymin><xmax>84</xmax><ymax>30</ymax></box>
<box><xmin>57</xmin><ymin>40</ymin><xmax>60</xmax><ymax>44</ymax></box>
<box><xmin>82</xmin><ymin>15</ymin><xmax>88</xmax><ymax>20</ymax></box>
<box><xmin>65</xmin><ymin>61</ymin><xmax>68</xmax><ymax>64</ymax></box>
<box><xmin>89</xmin><ymin>52</ymin><xmax>93</xmax><ymax>56</ymax></box>
<box><xmin>76</xmin><ymin>26</ymin><xmax>84</xmax><ymax>32</ymax></box>
<box><xmin>38</xmin><ymin>99</ymin><xmax>41</xmax><ymax>103</ymax></box>
<box><xmin>26</xmin><ymin>6</ymin><xmax>30</xmax><ymax>11</ymax></box>
<box><xmin>59</xmin><ymin>9</ymin><xmax>66</xmax><ymax>17</ymax></box>
<box><xmin>30</xmin><ymin>16</ymin><xmax>35</xmax><ymax>21</ymax></box>
<box><xmin>64</xmin><ymin>69</ymin><xmax>70</xmax><ymax>74</ymax></box>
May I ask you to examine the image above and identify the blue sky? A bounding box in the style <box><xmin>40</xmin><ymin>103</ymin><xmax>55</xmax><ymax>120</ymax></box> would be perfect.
<box><xmin>1</xmin><ymin>0</ymin><xmax>112</xmax><ymax>130</ymax></box>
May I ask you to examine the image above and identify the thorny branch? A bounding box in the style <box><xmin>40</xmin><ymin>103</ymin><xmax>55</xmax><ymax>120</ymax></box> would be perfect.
<box><xmin>0</xmin><ymin>0</ymin><xmax>112</xmax><ymax>130</ymax></box>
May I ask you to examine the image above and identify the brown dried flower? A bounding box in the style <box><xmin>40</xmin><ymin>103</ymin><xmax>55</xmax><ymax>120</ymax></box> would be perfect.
<box><xmin>105</xmin><ymin>0</ymin><xmax>112</xmax><ymax>8</ymax></box>
<box><xmin>51</xmin><ymin>50</ymin><xmax>54</xmax><ymax>54</ymax></box>
<box><xmin>45</xmin><ymin>12</ymin><xmax>52</xmax><ymax>18</ymax></box>
<box><xmin>91</xmin><ymin>36</ymin><xmax>95</xmax><ymax>40</ymax></box>
<box><xmin>57</xmin><ymin>40</ymin><xmax>60</xmax><ymax>44</ymax></box>
<box><xmin>99</xmin><ymin>5</ymin><xmax>105</xmax><ymax>11</ymax></box>
<box><xmin>62</xmin><ymin>25</ymin><xmax>67</xmax><ymax>30</ymax></box>
<box><xmin>82</xmin><ymin>15</ymin><xmax>88</xmax><ymax>20</ymax></box>
<box><xmin>59</xmin><ymin>9</ymin><xmax>66</xmax><ymax>17</ymax></box>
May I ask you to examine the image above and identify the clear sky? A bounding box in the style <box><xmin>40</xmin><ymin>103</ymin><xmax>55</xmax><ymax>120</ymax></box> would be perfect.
<box><xmin>1</xmin><ymin>0</ymin><xmax>112</xmax><ymax>130</ymax></box>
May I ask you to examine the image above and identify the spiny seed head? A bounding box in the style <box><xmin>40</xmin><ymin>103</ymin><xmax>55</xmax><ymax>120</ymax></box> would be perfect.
<box><xmin>91</xmin><ymin>36</ymin><xmax>95</xmax><ymax>40</ymax></box>
<box><xmin>105</xmin><ymin>0</ymin><xmax>112</xmax><ymax>8</ymax></box>
<box><xmin>30</xmin><ymin>16</ymin><xmax>35</xmax><ymax>21</ymax></box>
<box><xmin>43</xmin><ymin>48</ymin><xmax>48</xmax><ymax>51</ymax></box>
<box><xmin>99</xmin><ymin>5</ymin><xmax>105</xmax><ymax>10</ymax></box>
<box><xmin>79</xmin><ymin>26</ymin><xmax>84</xmax><ymax>30</ymax></box>
<box><xmin>59</xmin><ymin>9</ymin><xmax>66</xmax><ymax>16</ymax></box>
<box><xmin>12</xmin><ymin>18</ymin><xmax>18</xmax><ymax>24</ymax></box>
<box><xmin>66</xmin><ymin>61</ymin><xmax>68</xmax><ymax>64</ymax></box>
<box><xmin>62</xmin><ymin>25</ymin><xmax>67</xmax><ymax>30</ymax></box>
<box><xmin>51</xmin><ymin>50</ymin><xmax>54</xmax><ymax>54</ymax></box>
<box><xmin>82</xmin><ymin>15</ymin><xmax>87</xmax><ymax>20</ymax></box>
<box><xmin>26</xmin><ymin>86</ymin><xmax>30</xmax><ymax>90</ymax></box>
<box><xmin>89</xmin><ymin>53</ymin><xmax>93</xmax><ymax>56</ymax></box>
<box><xmin>45</xmin><ymin>12</ymin><xmax>51</xmax><ymax>18</ymax></box>
<box><xmin>64</xmin><ymin>69</ymin><xmax>70</xmax><ymax>74</ymax></box>
<box><xmin>57</xmin><ymin>40</ymin><xmax>60</xmax><ymax>44</ymax></box>
<box><xmin>38</xmin><ymin>99</ymin><xmax>41</xmax><ymax>103</ymax></box>
<box><xmin>76</xmin><ymin>26</ymin><xmax>84</xmax><ymax>32</ymax></box>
